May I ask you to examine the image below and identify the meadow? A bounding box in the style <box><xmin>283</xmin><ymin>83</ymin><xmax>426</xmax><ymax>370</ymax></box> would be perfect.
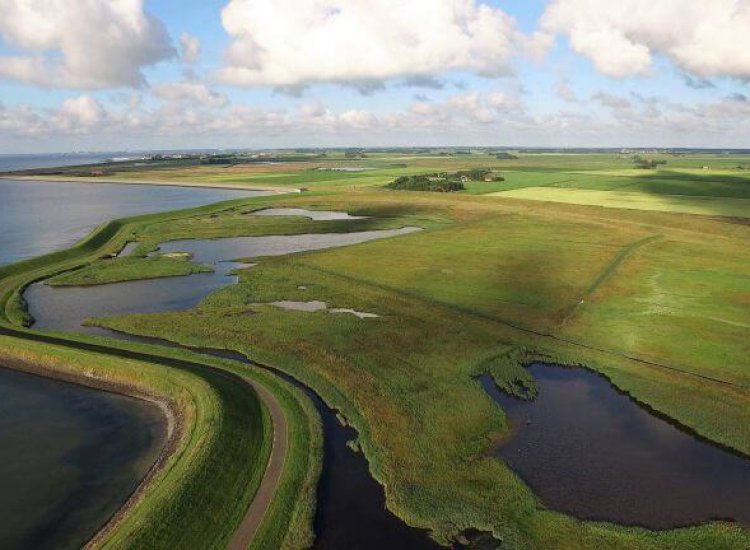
<box><xmin>2</xmin><ymin>151</ymin><xmax>749</xmax><ymax>548</ymax></box>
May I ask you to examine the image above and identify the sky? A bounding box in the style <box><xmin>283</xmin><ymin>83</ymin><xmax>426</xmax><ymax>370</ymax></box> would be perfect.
<box><xmin>0</xmin><ymin>0</ymin><xmax>748</xmax><ymax>153</ymax></box>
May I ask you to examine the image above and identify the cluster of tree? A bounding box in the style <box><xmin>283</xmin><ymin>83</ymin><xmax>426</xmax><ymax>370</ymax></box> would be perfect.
<box><xmin>633</xmin><ymin>156</ymin><xmax>667</xmax><ymax>169</ymax></box>
<box><xmin>387</xmin><ymin>175</ymin><xmax>465</xmax><ymax>192</ymax></box>
<box><xmin>344</xmin><ymin>150</ymin><xmax>368</xmax><ymax>159</ymax></box>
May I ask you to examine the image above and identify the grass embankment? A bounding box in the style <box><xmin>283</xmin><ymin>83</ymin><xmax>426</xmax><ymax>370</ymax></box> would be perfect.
<box><xmin>47</xmin><ymin>255</ymin><xmax>212</xmax><ymax>287</ymax></box>
<box><xmin>84</xmin><ymin>189</ymin><xmax>750</xmax><ymax>548</ymax></box>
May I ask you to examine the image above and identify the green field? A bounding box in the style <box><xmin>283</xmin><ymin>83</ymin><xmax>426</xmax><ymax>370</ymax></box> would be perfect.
<box><xmin>2</xmin><ymin>151</ymin><xmax>749</xmax><ymax>549</ymax></box>
<box><xmin>492</xmin><ymin>187</ymin><xmax>750</xmax><ymax>218</ymax></box>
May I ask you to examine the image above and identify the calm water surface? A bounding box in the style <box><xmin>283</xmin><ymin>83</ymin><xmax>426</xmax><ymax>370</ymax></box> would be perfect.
<box><xmin>0</xmin><ymin>366</ymin><xmax>164</xmax><ymax>549</ymax></box>
<box><xmin>0</xmin><ymin>152</ymin><xmax>116</xmax><ymax>172</ymax></box>
<box><xmin>482</xmin><ymin>364</ymin><xmax>750</xmax><ymax>529</ymax></box>
<box><xmin>0</xmin><ymin>178</ymin><xmax>264</xmax><ymax>265</ymax></box>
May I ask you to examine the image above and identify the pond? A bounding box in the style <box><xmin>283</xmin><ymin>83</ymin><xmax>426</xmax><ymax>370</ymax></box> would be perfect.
<box><xmin>481</xmin><ymin>363</ymin><xmax>750</xmax><ymax>529</ymax></box>
<box><xmin>0</xmin><ymin>366</ymin><xmax>164</xmax><ymax>549</ymax></box>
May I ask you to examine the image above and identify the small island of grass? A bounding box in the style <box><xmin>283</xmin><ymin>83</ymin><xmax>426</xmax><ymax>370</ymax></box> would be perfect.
<box><xmin>48</xmin><ymin>254</ymin><xmax>213</xmax><ymax>287</ymax></box>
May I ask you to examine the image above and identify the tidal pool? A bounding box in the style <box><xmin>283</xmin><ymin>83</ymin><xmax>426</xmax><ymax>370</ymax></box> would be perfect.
<box><xmin>0</xmin><ymin>366</ymin><xmax>165</xmax><ymax>550</ymax></box>
<box><xmin>252</xmin><ymin>207</ymin><xmax>366</xmax><ymax>220</ymax></box>
<box><xmin>481</xmin><ymin>364</ymin><xmax>750</xmax><ymax>529</ymax></box>
<box><xmin>269</xmin><ymin>300</ymin><xmax>380</xmax><ymax>319</ymax></box>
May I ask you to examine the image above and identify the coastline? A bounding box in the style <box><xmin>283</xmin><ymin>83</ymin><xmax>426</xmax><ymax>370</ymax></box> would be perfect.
<box><xmin>0</xmin><ymin>352</ymin><xmax>183</xmax><ymax>549</ymax></box>
<box><xmin>0</xmin><ymin>174</ymin><xmax>298</xmax><ymax>194</ymax></box>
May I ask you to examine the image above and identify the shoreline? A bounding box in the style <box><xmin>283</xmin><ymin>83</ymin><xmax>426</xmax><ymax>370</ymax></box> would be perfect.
<box><xmin>0</xmin><ymin>174</ymin><xmax>298</xmax><ymax>194</ymax></box>
<box><xmin>0</xmin><ymin>352</ymin><xmax>183</xmax><ymax>549</ymax></box>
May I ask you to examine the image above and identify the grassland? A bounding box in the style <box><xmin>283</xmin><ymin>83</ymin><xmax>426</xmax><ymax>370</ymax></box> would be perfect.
<box><xmin>47</xmin><ymin>254</ymin><xmax>213</xmax><ymax>286</ymax></box>
<box><xmin>3</xmin><ymin>151</ymin><xmax>750</xmax><ymax>549</ymax></box>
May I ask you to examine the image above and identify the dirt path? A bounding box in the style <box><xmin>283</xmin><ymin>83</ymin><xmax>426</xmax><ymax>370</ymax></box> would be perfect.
<box><xmin>228</xmin><ymin>376</ymin><xmax>289</xmax><ymax>550</ymax></box>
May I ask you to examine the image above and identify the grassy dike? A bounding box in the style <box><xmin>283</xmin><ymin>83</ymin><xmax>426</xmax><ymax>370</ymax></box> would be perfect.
<box><xmin>0</xmin><ymin>194</ymin><xmax>323</xmax><ymax>548</ymax></box>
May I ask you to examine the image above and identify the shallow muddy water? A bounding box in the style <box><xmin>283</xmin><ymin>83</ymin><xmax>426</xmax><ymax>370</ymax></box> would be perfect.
<box><xmin>270</xmin><ymin>300</ymin><xmax>380</xmax><ymax>319</ymax></box>
<box><xmin>0</xmin><ymin>366</ymin><xmax>164</xmax><ymax>549</ymax></box>
<box><xmin>481</xmin><ymin>364</ymin><xmax>750</xmax><ymax>529</ymax></box>
<box><xmin>0</xmin><ymin>178</ymin><xmax>265</xmax><ymax>265</ymax></box>
<box><xmin>252</xmin><ymin>207</ymin><xmax>366</xmax><ymax>220</ymax></box>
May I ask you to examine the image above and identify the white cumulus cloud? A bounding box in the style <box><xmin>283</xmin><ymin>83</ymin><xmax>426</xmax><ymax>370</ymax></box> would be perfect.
<box><xmin>541</xmin><ymin>0</ymin><xmax>750</xmax><ymax>79</ymax></box>
<box><xmin>218</xmin><ymin>0</ymin><xmax>521</xmax><ymax>87</ymax></box>
<box><xmin>0</xmin><ymin>0</ymin><xmax>174</xmax><ymax>89</ymax></box>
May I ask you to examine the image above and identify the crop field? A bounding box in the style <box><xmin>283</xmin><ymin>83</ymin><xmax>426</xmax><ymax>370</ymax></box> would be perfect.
<box><xmin>3</xmin><ymin>152</ymin><xmax>749</xmax><ymax>549</ymax></box>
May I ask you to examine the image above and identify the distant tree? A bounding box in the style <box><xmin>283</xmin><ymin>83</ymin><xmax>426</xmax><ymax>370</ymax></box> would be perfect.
<box><xmin>386</xmin><ymin>175</ymin><xmax>465</xmax><ymax>192</ymax></box>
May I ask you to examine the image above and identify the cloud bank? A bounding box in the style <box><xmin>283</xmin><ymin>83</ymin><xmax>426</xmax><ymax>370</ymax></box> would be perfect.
<box><xmin>218</xmin><ymin>0</ymin><xmax>521</xmax><ymax>87</ymax></box>
<box><xmin>541</xmin><ymin>0</ymin><xmax>750</xmax><ymax>79</ymax></box>
<box><xmin>0</xmin><ymin>0</ymin><xmax>174</xmax><ymax>89</ymax></box>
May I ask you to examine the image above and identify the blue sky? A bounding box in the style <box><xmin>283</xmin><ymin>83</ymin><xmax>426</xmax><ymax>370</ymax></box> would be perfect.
<box><xmin>0</xmin><ymin>0</ymin><xmax>748</xmax><ymax>152</ymax></box>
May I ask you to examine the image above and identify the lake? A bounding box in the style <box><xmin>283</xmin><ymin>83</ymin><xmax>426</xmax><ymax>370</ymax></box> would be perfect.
<box><xmin>481</xmin><ymin>364</ymin><xmax>750</xmax><ymax>529</ymax></box>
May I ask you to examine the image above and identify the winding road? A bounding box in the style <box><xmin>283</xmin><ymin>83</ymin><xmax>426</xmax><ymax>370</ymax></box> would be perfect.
<box><xmin>228</xmin><ymin>377</ymin><xmax>288</xmax><ymax>549</ymax></box>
